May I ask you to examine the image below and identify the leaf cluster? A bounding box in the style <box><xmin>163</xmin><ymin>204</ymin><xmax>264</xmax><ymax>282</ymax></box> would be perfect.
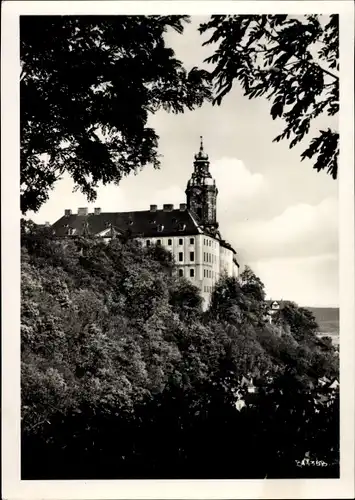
<box><xmin>21</xmin><ymin>16</ymin><xmax>212</xmax><ymax>213</ymax></box>
<box><xmin>200</xmin><ymin>15</ymin><xmax>339</xmax><ymax>178</ymax></box>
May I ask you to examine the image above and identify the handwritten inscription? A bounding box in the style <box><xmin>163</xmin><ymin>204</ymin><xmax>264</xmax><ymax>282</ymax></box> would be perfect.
<box><xmin>295</xmin><ymin>458</ymin><xmax>328</xmax><ymax>467</ymax></box>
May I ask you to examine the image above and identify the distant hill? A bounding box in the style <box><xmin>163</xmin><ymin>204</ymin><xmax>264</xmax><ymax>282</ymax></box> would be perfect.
<box><xmin>306</xmin><ymin>307</ymin><xmax>339</xmax><ymax>335</ymax></box>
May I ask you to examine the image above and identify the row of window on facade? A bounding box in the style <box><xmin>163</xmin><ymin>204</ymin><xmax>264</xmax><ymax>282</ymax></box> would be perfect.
<box><xmin>203</xmin><ymin>238</ymin><xmax>216</xmax><ymax>248</ymax></box>
<box><xmin>204</xmin><ymin>269</ymin><xmax>217</xmax><ymax>279</ymax></box>
<box><xmin>146</xmin><ymin>238</ymin><xmax>194</xmax><ymax>247</ymax></box>
<box><xmin>178</xmin><ymin>268</ymin><xmax>195</xmax><ymax>278</ymax></box>
<box><xmin>203</xmin><ymin>252</ymin><xmax>216</xmax><ymax>263</ymax></box>
<box><xmin>203</xmin><ymin>285</ymin><xmax>213</xmax><ymax>293</ymax></box>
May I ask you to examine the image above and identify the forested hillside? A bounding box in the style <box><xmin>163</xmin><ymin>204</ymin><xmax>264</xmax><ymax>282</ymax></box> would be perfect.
<box><xmin>21</xmin><ymin>221</ymin><xmax>339</xmax><ymax>479</ymax></box>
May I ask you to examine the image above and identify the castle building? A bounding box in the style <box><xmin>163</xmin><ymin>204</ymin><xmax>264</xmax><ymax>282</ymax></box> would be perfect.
<box><xmin>52</xmin><ymin>138</ymin><xmax>239</xmax><ymax>308</ymax></box>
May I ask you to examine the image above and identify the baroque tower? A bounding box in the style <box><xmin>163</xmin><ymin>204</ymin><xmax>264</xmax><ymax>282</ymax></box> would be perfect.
<box><xmin>186</xmin><ymin>137</ymin><xmax>218</xmax><ymax>232</ymax></box>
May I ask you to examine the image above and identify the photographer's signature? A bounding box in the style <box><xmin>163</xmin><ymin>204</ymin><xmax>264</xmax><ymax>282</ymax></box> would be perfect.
<box><xmin>295</xmin><ymin>458</ymin><xmax>328</xmax><ymax>467</ymax></box>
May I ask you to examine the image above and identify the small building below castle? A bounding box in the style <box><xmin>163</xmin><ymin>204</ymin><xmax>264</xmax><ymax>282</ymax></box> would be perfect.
<box><xmin>51</xmin><ymin>138</ymin><xmax>239</xmax><ymax>307</ymax></box>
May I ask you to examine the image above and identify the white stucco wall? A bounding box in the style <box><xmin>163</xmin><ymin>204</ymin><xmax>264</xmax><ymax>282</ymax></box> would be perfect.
<box><xmin>135</xmin><ymin>234</ymin><xmax>238</xmax><ymax>311</ymax></box>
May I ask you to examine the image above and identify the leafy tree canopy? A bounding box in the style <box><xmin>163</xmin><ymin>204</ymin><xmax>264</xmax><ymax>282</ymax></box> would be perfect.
<box><xmin>21</xmin><ymin>16</ymin><xmax>211</xmax><ymax>214</ymax></box>
<box><xmin>200</xmin><ymin>15</ymin><xmax>339</xmax><ymax>178</ymax></box>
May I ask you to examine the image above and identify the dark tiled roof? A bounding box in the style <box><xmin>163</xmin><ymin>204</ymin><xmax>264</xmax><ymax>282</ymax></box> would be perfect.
<box><xmin>52</xmin><ymin>209</ymin><xmax>203</xmax><ymax>238</ymax></box>
<box><xmin>220</xmin><ymin>239</ymin><xmax>237</xmax><ymax>255</ymax></box>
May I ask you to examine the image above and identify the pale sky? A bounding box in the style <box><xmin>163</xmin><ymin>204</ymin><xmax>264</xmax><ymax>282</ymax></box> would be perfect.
<box><xmin>27</xmin><ymin>17</ymin><xmax>339</xmax><ymax>307</ymax></box>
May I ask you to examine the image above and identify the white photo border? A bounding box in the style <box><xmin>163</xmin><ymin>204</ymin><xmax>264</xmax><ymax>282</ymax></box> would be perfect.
<box><xmin>2</xmin><ymin>1</ymin><xmax>354</xmax><ymax>499</ymax></box>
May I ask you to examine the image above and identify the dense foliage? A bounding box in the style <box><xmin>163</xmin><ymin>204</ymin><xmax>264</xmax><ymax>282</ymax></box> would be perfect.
<box><xmin>200</xmin><ymin>15</ymin><xmax>339</xmax><ymax>178</ymax></box>
<box><xmin>20</xmin><ymin>16</ymin><xmax>211</xmax><ymax>214</ymax></box>
<box><xmin>21</xmin><ymin>223</ymin><xmax>339</xmax><ymax>479</ymax></box>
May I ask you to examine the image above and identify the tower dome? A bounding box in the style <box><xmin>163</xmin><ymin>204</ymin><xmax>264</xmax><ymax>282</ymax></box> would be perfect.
<box><xmin>194</xmin><ymin>136</ymin><xmax>209</xmax><ymax>161</ymax></box>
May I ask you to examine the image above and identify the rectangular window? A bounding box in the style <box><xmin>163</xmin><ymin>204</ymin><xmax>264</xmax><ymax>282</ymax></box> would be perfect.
<box><xmin>190</xmin><ymin>269</ymin><xmax>194</xmax><ymax>278</ymax></box>
<box><xmin>190</xmin><ymin>252</ymin><xmax>194</xmax><ymax>262</ymax></box>
<box><xmin>179</xmin><ymin>252</ymin><xmax>183</xmax><ymax>262</ymax></box>
<box><xmin>146</xmin><ymin>240</ymin><xmax>151</xmax><ymax>247</ymax></box>
<box><xmin>179</xmin><ymin>238</ymin><xmax>183</xmax><ymax>245</ymax></box>
<box><xmin>157</xmin><ymin>239</ymin><xmax>161</xmax><ymax>246</ymax></box>
<box><xmin>179</xmin><ymin>269</ymin><xmax>183</xmax><ymax>277</ymax></box>
<box><xmin>190</xmin><ymin>238</ymin><xmax>194</xmax><ymax>245</ymax></box>
<box><xmin>168</xmin><ymin>239</ymin><xmax>172</xmax><ymax>245</ymax></box>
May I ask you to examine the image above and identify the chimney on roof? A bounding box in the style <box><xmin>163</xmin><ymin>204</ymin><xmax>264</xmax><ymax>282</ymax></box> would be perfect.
<box><xmin>94</xmin><ymin>207</ymin><xmax>101</xmax><ymax>215</ymax></box>
<box><xmin>179</xmin><ymin>203</ymin><xmax>187</xmax><ymax>211</ymax></box>
<box><xmin>64</xmin><ymin>209</ymin><xmax>72</xmax><ymax>216</ymax></box>
<box><xmin>78</xmin><ymin>207</ymin><xmax>88</xmax><ymax>216</ymax></box>
<box><xmin>163</xmin><ymin>204</ymin><xmax>174</xmax><ymax>212</ymax></box>
<box><xmin>45</xmin><ymin>221</ymin><xmax>50</xmax><ymax>227</ymax></box>
<box><xmin>150</xmin><ymin>204</ymin><xmax>157</xmax><ymax>212</ymax></box>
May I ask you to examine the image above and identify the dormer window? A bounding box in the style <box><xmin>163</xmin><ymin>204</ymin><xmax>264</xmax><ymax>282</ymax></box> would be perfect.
<box><xmin>149</xmin><ymin>219</ymin><xmax>156</xmax><ymax>224</ymax></box>
<box><xmin>178</xmin><ymin>223</ymin><xmax>186</xmax><ymax>231</ymax></box>
<box><xmin>65</xmin><ymin>224</ymin><xmax>75</xmax><ymax>236</ymax></box>
<box><xmin>157</xmin><ymin>224</ymin><xmax>164</xmax><ymax>232</ymax></box>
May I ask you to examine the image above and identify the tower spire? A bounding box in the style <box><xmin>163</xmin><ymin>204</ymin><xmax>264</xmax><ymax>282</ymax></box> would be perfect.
<box><xmin>200</xmin><ymin>135</ymin><xmax>204</xmax><ymax>153</ymax></box>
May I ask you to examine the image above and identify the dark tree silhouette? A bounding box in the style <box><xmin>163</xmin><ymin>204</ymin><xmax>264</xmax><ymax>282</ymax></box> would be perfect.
<box><xmin>199</xmin><ymin>15</ymin><xmax>339</xmax><ymax>178</ymax></box>
<box><xmin>20</xmin><ymin>16</ymin><xmax>211</xmax><ymax>214</ymax></box>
